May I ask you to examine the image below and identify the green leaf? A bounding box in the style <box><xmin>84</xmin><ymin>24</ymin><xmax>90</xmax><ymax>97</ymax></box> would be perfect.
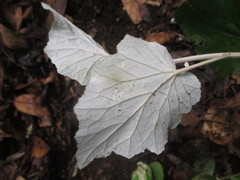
<box><xmin>149</xmin><ymin>162</ymin><xmax>164</xmax><ymax>180</ymax></box>
<box><xmin>131</xmin><ymin>162</ymin><xmax>152</xmax><ymax>180</ymax></box>
<box><xmin>192</xmin><ymin>158</ymin><xmax>216</xmax><ymax>180</ymax></box>
<box><xmin>175</xmin><ymin>0</ymin><xmax>240</xmax><ymax>75</ymax></box>
<box><xmin>202</xmin><ymin>158</ymin><xmax>215</xmax><ymax>176</ymax></box>
<box><xmin>192</xmin><ymin>176</ymin><xmax>200</xmax><ymax>180</ymax></box>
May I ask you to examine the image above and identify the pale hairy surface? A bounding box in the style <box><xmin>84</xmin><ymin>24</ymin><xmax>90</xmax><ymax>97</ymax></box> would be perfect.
<box><xmin>42</xmin><ymin>3</ymin><xmax>108</xmax><ymax>85</ymax></box>
<box><xmin>74</xmin><ymin>36</ymin><xmax>200</xmax><ymax>168</ymax></box>
<box><xmin>42</xmin><ymin>3</ymin><xmax>201</xmax><ymax>169</ymax></box>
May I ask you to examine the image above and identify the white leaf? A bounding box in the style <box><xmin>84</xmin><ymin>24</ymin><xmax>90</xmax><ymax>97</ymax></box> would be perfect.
<box><xmin>74</xmin><ymin>35</ymin><xmax>201</xmax><ymax>168</ymax></box>
<box><xmin>42</xmin><ymin>3</ymin><xmax>201</xmax><ymax>169</ymax></box>
<box><xmin>42</xmin><ymin>3</ymin><xmax>108</xmax><ymax>85</ymax></box>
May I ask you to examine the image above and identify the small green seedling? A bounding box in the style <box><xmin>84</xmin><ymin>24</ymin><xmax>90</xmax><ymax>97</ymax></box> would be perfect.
<box><xmin>131</xmin><ymin>162</ymin><xmax>164</xmax><ymax>180</ymax></box>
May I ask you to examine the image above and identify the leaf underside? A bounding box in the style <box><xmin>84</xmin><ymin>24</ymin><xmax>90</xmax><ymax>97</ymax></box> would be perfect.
<box><xmin>42</xmin><ymin>3</ymin><xmax>108</xmax><ymax>85</ymax></box>
<box><xmin>42</xmin><ymin>3</ymin><xmax>201</xmax><ymax>169</ymax></box>
<box><xmin>74</xmin><ymin>35</ymin><xmax>201</xmax><ymax>168</ymax></box>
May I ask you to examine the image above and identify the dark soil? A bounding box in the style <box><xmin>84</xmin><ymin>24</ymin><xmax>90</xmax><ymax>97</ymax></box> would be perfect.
<box><xmin>0</xmin><ymin>0</ymin><xmax>240</xmax><ymax>180</ymax></box>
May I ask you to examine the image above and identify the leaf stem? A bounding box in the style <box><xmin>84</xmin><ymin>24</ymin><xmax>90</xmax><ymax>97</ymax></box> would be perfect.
<box><xmin>174</xmin><ymin>52</ymin><xmax>240</xmax><ymax>64</ymax></box>
<box><xmin>175</xmin><ymin>53</ymin><xmax>230</xmax><ymax>74</ymax></box>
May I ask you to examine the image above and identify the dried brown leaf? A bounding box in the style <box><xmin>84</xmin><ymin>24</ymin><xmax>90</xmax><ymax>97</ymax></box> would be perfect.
<box><xmin>15</xmin><ymin>83</ymin><xmax>32</xmax><ymax>90</ymax></box>
<box><xmin>22</xmin><ymin>5</ymin><xmax>33</xmax><ymax>20</ymax></box>
<box><xmin>18</xmin><ymin>27</ymin><xmax>31</xmax><ymax>35</ymax></box>
<box><xmin>121</xmin><ymin>0</ymin><xmax>150</xmax><ymax>24</ymax></box>
<box><xmin>0</xmin><ymin>24</ymin><xmax>28</xmax><ymax>49</ymax></box>
<box><xmin>14</xmin><ymin>6</ymin><xmax>23</xmax><ymax>31</ymax></box>
<box><xmin>142</xmin><ymin>0</ymin><xmax>162</xmax><ymax>6</ymax></box>
<box><xmin>40</xmin><ymin>71</ymin><xmax>56</xmax><ymax>84</ymax></box>
<box><xmin>16</xmin><ymin>175</ymin><xmax>25</xmax><ymax>180</ymax></box>
<box><xmin>179</xmin><ymin>111</ymin><xmax>202</xmax><ymax>139</ymax></box>
<box><xmin>14</xmin><ymin>94</ymin><xmax>50</xmax><ymax>116</ymax></box>
<box><xmin>146</xmin><ymin>32</ymin><xmax>176</xmax><ymax>44</ymax></box>
<box><xmin>180</xmin><ymin>110</ymin><xmax>200</xmax><ymax>127</ymax></box>
<box><xmin>31</xmin><ymin>136</ymin><xmax>50</xmax><ymax>158</ymax></box>
<box><xmin>5</xmin><ymin>151</ymin><xmax>25</xmax><ymax>162</ymax></box>
<box><xmin>38</xmin><ymin>116</ymin><xmax>52</xmax><ymax>127</ymax></box>
<box><xmin>2</xmin><ymin>4</ymin><xmax>23</xmax><ymax>31</ymax></box>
